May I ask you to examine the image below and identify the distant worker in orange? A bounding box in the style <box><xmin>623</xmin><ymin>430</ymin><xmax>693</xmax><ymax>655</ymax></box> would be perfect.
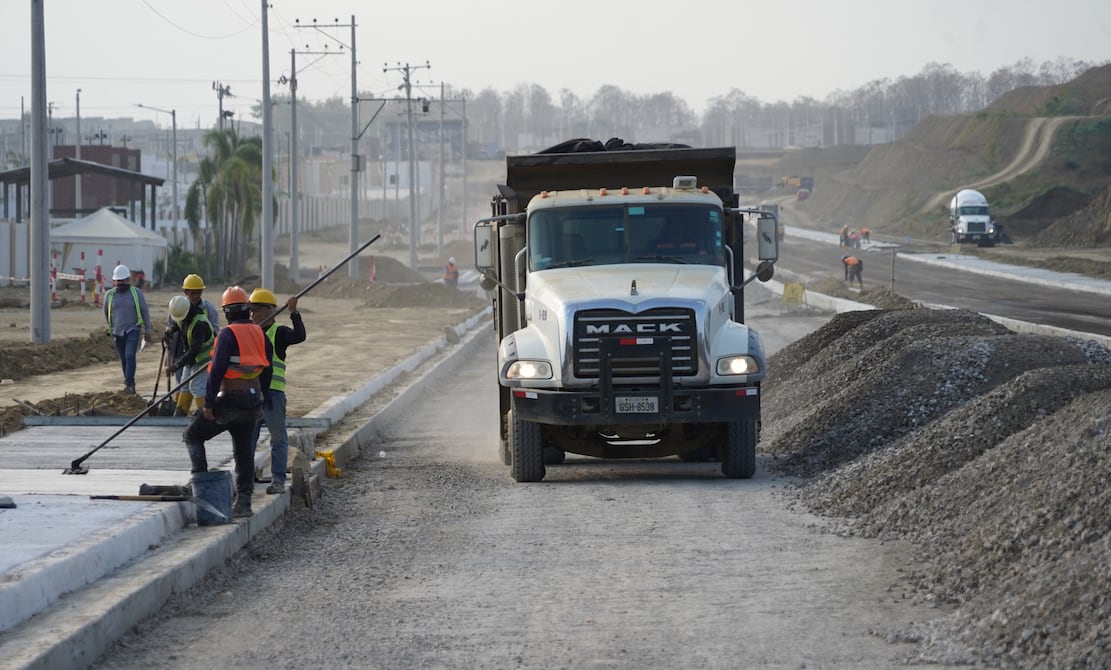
<box><xmin>443</xmin><ymin>256</ymin><xmax>460</xmax><ymax>288</ymax></box>
<box><xmin>860</xmin><ymin>227</ymin><xmax>872</xmax><ymax>244</ymax></box>
<box><xmin>842</xmin><ymin>255</ymin><xmax>864</xmax><ymax>289</ymax></box>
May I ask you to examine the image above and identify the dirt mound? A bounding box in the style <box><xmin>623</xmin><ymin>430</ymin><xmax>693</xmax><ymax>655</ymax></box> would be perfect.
<box><xmin>0</xmin><ymin>332</ymin><xmax>116</xmax><ymax>381</ymax></box>
<box><xmin>762</xmin><ymin>308</ymin><xmax>1111</xmax><ymax>666</ymax></box>
<box><xmin>1</xmin><ymin>390</ymin><xmax>149</xmax><ymax>436</ymax></box>
<box><xmin>1035</xmin><ymin>180</ymin><xmax>1111</xmax><ymax>247</ymax></box>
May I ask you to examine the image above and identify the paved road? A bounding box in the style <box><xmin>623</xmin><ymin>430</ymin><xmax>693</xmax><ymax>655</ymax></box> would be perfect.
<box><xmin>774</xmin><ymin>226</ymin><xmax>1111</xmax><ymax>338</ymax></box>
<box><xmin>91</xmin><ymin>298</ymin><xmax>964</xmax><ymax>669</ymax></box>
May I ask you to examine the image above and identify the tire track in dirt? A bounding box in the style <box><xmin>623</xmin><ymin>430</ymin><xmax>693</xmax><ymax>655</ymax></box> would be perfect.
<box><xmin>922</xmin><ymin>116</ymin><xmax>1074</xmax><ymax>213</ymax></box>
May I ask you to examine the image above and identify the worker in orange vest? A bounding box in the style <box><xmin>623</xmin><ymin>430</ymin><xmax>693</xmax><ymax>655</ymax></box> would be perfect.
<box><xmin>842</xmin><ymin>255</ymin><xmax>864</xmax><ymax>289</ymax></box>
<box><xmin>443</xmin><ymin>256</ymin><xmax>460</xmax><ymax>288</ymax></box>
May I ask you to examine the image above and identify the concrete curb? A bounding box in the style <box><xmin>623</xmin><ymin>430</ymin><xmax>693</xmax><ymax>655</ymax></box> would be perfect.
<box><xmin>0</xmin><ymin>308</ymin><xmax>491</xmax><ymax>670</ymax></box>
<box><xmin>0</xmin><ymin>502</ymin><xmax>189</xmax><ymax>633</ymax></box>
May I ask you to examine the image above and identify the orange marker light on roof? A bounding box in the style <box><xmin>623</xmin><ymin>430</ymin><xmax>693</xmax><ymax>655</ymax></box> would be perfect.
<box><xmin>643</xmin><ymin>186</ymin><xmax>651</xmax><ymax>194</ymax></box>
<box><xmin>701</xmin><ymin>186</ymin><xmax>709</xmax><ymax>193</ymax></box>
<box><xmin>599</xmin><ymin>188</ymin><xmax>608</xmax><ymax>196</ymax></box>
<box><xmin>621</xmin><ymin>186</ymin><xmax>629</xmax><ymax>195</ymax></box>
<box><xmin>540</xmin><ymin>190</ymin><xmax>549</xmax><ymax>198</ymax></box>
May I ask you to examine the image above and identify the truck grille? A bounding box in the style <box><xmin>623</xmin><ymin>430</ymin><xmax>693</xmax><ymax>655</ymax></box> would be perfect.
<box><xmin>965</xmin><ymin>221</ymin><xmax>988</xmax><ymax>233</ymax></box>
<box><xmin>573</xmin><ymin>308</ymin><xmax>697</xmax><ymax>379</ymax></box>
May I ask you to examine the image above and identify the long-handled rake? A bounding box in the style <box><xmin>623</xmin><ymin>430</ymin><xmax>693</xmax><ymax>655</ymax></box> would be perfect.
<box><xmin>63</xmin><ymin>234</ymin><xmax>381</xmax><ymax>475</ymax></box>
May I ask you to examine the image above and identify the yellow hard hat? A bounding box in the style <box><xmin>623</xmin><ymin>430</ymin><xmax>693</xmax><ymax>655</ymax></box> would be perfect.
<box><xmin>248</xmin><ymin>288</ymin><xmax>278</xmax><ymax>307</ymax></box>
<box><xmin>168</xmin><ymin>295</ymin><xmax>191</xmax><ymax>323</ymax></box>
<box><xmin>182</xmin><ymin>274</ymin><xmax>205</xmax><ymax>290</ymax></box>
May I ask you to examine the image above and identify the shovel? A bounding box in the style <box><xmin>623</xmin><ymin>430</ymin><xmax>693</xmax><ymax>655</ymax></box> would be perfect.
<box><xmin>89</xmin><ymin>494</ymin><xmax>228</xmax><ymax>521</ymax></box>
<box><xmin>148</xmin><ymin>341</ymin><xmax>176</xmax><ymax>416</ymax></box>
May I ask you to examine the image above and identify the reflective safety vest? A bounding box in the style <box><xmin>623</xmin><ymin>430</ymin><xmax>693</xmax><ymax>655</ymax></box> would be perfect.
<box><xmin>185</xmin><ymin>312</ymin><xmax>216</xmax><ymax>366</ymax></box>
<box><xmin>264</xmin><ymin>322</ymin><xmax>286</xmax><ymax>392</ymax></box>
<box><xmin>105</xmin><ymin>286</ymin><xmax>144</xmax><ymax>329</ymax></box>
<box><xmin>209</xmin><ymin>322</ymin><xmax>268</xmax><ymax>380</ymax></box>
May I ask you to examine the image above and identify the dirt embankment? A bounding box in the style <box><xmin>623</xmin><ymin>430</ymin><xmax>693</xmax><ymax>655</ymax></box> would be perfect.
<box><xmin>762</xmin><ymin>63</ymin><xmax>1111</xmax><ymax>253</ymax></box>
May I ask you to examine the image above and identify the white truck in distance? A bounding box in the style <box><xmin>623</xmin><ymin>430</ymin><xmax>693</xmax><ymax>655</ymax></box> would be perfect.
<box><xmin>473</xmin><ymin>142</ymin><xmax>780</xmax><ymax>482</ymax></box>
<box><xmin>948</xmin><ymin>188</ymin><xmax>1001</xmax><ymax>246</ymax></box>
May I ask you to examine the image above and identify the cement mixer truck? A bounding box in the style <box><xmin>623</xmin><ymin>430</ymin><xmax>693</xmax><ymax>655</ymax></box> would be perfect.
<box><xmin>948</xmin><ymin>188</ymin><xmax>1001</xmax><ymax>246</ymax></box>
<box><xmin>473</xmin><ymin>140</ymin><xmax>780</xmax><ymax>482</ymax></box>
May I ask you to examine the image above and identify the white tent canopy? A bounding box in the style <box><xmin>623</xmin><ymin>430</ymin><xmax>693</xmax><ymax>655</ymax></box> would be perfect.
<box><xmin>51</xmin><ymin>208</ymin><xmax>168</xmax><ymax>285</ymax></box>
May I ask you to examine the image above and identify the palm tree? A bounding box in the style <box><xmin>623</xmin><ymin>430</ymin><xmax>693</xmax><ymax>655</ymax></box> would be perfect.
<box><xmin>184</xmin><ymin>128</ymin><xmax>263</xmax><ymax>279</ymax></box>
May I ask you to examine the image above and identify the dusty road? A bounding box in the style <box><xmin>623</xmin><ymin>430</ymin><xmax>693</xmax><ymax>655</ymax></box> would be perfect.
<box><xmin>89</xmin><ymin>290</ymin><xmax>961</xmax><ymax>669</ymax></box>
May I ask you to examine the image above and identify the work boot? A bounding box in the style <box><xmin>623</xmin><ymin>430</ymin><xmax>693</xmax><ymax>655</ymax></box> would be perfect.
<box><xmin>232</xmin><ymin>493</ymin><xmax>253</xmax><ymax>519</ymax></box>
<box><xmin>124</xmin><ymin>383</ymin><xmax>136</xmax><ymax>394</ymax></box>
<box><xmin>265</xmin><ymin>481</ymin><xmax>285</xmax><ymax>495</ymax></box>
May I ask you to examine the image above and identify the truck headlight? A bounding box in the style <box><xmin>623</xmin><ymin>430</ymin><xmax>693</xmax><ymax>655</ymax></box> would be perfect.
<box><xmin>505</xmin><ymin>360</ymin><xmax>553</xmax><ymax>380</ymax></box>
<box><xmin>716</xmin><ymin>355</ymin><xmax>760</xmax><ymax>375</ymax></box>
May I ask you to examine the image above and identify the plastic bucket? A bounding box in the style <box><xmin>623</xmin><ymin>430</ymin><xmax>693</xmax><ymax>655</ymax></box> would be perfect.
<box><xmin>191</xmin><ymin>470</ymin><xmax>233</xmax><ymax>526</ymax></box>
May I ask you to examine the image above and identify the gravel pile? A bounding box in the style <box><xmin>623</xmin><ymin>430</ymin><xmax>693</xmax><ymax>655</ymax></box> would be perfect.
<box><xmin>761</xmin><ymin>307</ymin><xmax>1111</xmax><ymax>667</ymax></box>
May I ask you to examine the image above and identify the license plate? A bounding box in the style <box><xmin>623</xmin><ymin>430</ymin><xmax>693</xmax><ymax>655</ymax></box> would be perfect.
<box><xmin>616</xmin><ymin>396</ymin><xmax>658</xmax><ymax>414</ymax></box>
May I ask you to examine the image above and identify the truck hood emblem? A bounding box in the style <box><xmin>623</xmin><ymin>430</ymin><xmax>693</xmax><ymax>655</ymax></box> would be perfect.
<box><xmin>630</xmin><ymin>279</ymin><xmax>638</xmax><ymax>296</ymax></box>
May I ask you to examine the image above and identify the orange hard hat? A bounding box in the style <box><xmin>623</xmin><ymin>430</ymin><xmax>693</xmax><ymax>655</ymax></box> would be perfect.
<box><xmin>221</xmin><ymin>286</ymin><xmax>249</xmax><ymax>307</ymax></box>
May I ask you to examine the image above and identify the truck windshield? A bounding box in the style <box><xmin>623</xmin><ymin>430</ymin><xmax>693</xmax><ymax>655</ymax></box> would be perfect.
<box><xmin>528</xmin><ymin>204</ymin><xmax>725</xmax><ymax>270</ymax></box>
<box><xmin>959</xmin><ymin>205</ymin><xmax>989</xmax><ymax>216</ymax></box>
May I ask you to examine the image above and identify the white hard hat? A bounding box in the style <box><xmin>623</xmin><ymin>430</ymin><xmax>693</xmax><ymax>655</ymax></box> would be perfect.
<box><xmin>448</xmin><ymin>256</ymin><xmax>456</xmax><ymax>265</ymax></box>
<box><xmin>168</xmin><ymin>295</ymin><xmax>190</xmax><ymax>323</ymax></box>
<box><xmin>112</xmin><ymin>264</ymin><xmax>130</xmax><ymax>281</ymax></box>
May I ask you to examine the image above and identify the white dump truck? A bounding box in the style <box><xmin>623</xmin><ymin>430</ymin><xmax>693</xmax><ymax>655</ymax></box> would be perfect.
<box><xmin>473</xmin><ymin>141</ymin><xmax>779</xmax><ymax>482</ymax></box>
<box><xmin>948</xmin><ymin>188</ymin><xmax>1001</xmax><ymax>246</ymax></box>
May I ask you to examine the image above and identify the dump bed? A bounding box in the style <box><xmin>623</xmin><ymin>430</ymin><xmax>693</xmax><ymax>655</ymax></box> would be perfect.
<box><xmin>499</xmin><ymin>146</ymin><xmax>738</xmax><ymax>213</ymax></box>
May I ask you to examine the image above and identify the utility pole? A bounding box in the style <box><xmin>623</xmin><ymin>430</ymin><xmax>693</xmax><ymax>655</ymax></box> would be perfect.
<box><xmin>260</xmin><ymin>0</ymin><xmax>274</xmax><ymax>292</ymax></box>
<box><xmin>282</xmin><ymin>43</ymin><xmax>340</xmax><ymax>283</ymax></box>
<box><xmin>385</xmin><ymin>60</ymin><xmax>430</xmax><ymax>270</ymax></box>
<box><xmin>213</xmin><ymin>82</ymin><xmax>232</xmax><ymax>131</ymax></box>
<box><xmin>75</xmin><ymin>89</ymin><xmax>82</xmax><ymax>214</ymax></box>
<box><xmin>297</xmin><ymin>17</ymin><xmax>361</xmax><ymax>278</ymax></box>
<box><xmin>30</xmin><ymin>0</ymin><xmax>50</xmax><ymax>342</ymax></box>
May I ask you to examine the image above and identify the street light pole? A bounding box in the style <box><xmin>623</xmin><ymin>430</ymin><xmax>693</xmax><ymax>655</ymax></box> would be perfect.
<box><xmin>75</xmin><ymin>89</ymin><xmax>82</xmax><ymax>214</ymax></box>
<box><xmin>135</xmin><ymin>103</ymin><xmax>179</xmax><ymax>243</ymax></box>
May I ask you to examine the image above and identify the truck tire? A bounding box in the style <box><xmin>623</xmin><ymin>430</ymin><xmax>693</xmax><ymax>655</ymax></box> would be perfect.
<box><xmin>721</xmin><ymin>419</ymin><xmax>756</xmax><ymax>479</ymax></box>
<box><xmin>499</xmin><ymin>412</ymin><xmax>512</xmax><ymax>465</ymax></box>
<box><xmin>510</xmin><ymin>407</ymin><xmax>545</xmax><ymax>482</ymax></box>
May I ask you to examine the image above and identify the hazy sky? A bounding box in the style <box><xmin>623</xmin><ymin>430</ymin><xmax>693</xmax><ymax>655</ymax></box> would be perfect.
<box><xmin>1</xmin><ymin>0</ymin><xmax>1109</xmax><ymax>130</ymax></box>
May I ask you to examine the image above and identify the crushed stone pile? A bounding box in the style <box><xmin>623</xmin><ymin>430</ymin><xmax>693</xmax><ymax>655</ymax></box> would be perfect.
<box><xmin>761</xmin><ymin>307</ymin><xmax>1111</xmax><ymax>667</ymax></box>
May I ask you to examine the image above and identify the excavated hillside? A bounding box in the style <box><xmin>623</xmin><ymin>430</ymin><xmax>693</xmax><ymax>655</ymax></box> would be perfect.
<box><xmin>761</xmin><ymin>307</ymin><xmax>1111</xmax><ymax>668</ymax></box>
<box><xmin>775</xmin><ymin>63</ymin><xmax>1111</xmax><ymax>248</ymax></box>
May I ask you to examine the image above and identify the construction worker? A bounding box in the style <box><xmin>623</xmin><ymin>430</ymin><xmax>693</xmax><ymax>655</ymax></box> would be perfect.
<box><xmin>165</xmin><ymin>294</ymin><xmax>215</xmax><ymax>416</ymax></box>
<box><xmin>839</xmin><ymin>224</ymin><xmax>849</xmax><ymax>248</ymax></box>
<box><xmin>248</xmin><ymin>287</ymin><xmax>307</xmax><ymax>494</ymax></box>
<box><xmin>182</xmin><ymin>286</ymin><xmax>273</xmax><ymax>519</ymax></box>
<box><xmin>170</xmin><ymin>274</ymin><xmax>219</xmax><ymax>333</ymax></box>
<box><xmin>165</xmin><ymin>274</ymin><xmax>220</xmax><ymax>386</ymax></box>
<box><xmin>842</xmin><ymin>255</ymin><xmax>864</xmax><ymax>289</ymax></box>
<box><xmin>860</xmin><ymin>227</ymin><xmax>872</xmax><ymax>244</ymax></box>
<box><xmin>103</xmin><ymin>264</ymin><xmax>154</xmax><ymax>394</ymax></box>
<box><xmin>443</xmin><ymin>256</ymin><xmax>460</xmax><ymax>287</ymax></box>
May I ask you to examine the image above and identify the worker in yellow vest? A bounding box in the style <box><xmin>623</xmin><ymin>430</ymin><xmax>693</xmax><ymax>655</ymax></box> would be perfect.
<box><xmin>248</xmin><ymin>288</ymin><xmax>307</xmax><ymax>494</ymax></box>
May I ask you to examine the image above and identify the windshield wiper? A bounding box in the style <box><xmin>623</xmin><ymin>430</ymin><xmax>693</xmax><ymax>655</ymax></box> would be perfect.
<box><xmin>546</xmin><ymin>258</ymin><xmax>594</xmax><ymax>269</ymax></box>
<box><xmin>633</xmin><ymin>255</ymin><xmax>687</xmax><ymax>264</ymax></box>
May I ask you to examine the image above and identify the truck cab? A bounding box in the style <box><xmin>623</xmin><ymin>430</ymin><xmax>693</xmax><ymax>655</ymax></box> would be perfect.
<box><xmin>949</xmin><ymin>188</ymin><xmax>998</xmax><ymax>246</ymax></box>
<box><xmin>474</xmin><ymin>144</ymin><xmax>779</xmax><ymax>482</ymax></box>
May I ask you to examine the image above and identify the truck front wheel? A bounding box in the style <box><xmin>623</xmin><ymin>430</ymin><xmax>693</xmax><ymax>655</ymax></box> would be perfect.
<box><xmin>509</xmin><ymin>406</ymin><xmax>545</xmax><ymax>482</ymax></box>
<box><xmin>721</xmin><ymin>419</ymin><xmax>756</xmax><ymax>479</ymax></box>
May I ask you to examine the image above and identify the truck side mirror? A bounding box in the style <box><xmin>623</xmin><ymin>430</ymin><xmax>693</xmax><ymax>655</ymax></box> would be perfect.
<box><xmin>756</xmin><ymin>213</ymin><xmax>779</xmax><ymax>261</ymax></box>
<box><xmin>474</xmin><ymin>223</ymin><xmax>495</xmax><ymax>271</ymax></box>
